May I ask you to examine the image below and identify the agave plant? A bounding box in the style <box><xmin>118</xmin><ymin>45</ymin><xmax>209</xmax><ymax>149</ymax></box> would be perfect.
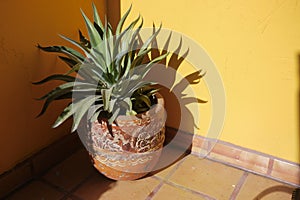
<box><xmin>34</xmin><ymin>4</ymin><xmax>168</xmax><ymax>132</ymax></box>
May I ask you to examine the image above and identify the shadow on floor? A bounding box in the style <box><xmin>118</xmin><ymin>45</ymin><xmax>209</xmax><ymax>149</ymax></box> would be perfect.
<box><xmin>253</xmin><ymin>185</ymin><xmax>295</xmax><ymax>199</ymax></box>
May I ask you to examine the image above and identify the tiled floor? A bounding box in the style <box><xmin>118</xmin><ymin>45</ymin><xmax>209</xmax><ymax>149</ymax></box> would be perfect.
<box><xmin>6</xmin><ymin>149</ymin><xmax>297</xmax><ymax>200</ymax></box>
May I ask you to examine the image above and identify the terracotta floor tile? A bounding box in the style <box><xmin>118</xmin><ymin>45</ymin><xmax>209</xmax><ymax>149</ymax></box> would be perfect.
<box><xmin>168</xmin><ymin>155</ymin><xmax>243</xmax><ymax>199</ymax></box>
<box><xmin>0</xmin><ymin>163</ymin><xmax>32</xmax><ymax>198</ymax></box>
<box><xmin>73</xmin><ymin>172</ymin><xmax>161</xmax><ymax>200</ymax></box>
<box><xmin>62</xmin><ymin>194</ymin><xmax>82</xmax><ymax>200</ymax></box>
<box><xmin>62</xmin><ymin>196</ymin><xmax>79</xmax><ymax>200</ymax></box>
<box><xmin>150</xmin><ymin>146</ymin><xmax>187</xmax><ymax>179</ymax></box>
<box><xmin>153</xmin><ymin>184</ymin><xmax>207</xmax><ymax>200</ymax></box>
<box><xmin>43</xmin><ymin>149</ymin><xmax>94</xmax><ymax>191</ymax></box>
<box><xmin>236</xmin><ymin>173</ymin><xmax>295</xmax><ymax>200</ymax></box>
<box><xmin>151</xmin><ymin>162</ymin><xmax>178</xmax><ymax>180</ymax></box>
<box><xmin>7</xmin><ymin>180</ymin><xmax>64</xmax><ymax>200</ymax></box>
<box><xmin>32</xmin><ymin>133</ymin><xmax>82</xmax><ymax>176</ymax></box>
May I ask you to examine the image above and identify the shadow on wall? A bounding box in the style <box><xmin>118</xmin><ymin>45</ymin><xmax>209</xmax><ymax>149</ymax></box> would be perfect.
<box><xmin>145</xmin><ymin>30</ymin><xmax>206</xmax><ymax>171</ymax></box>
<box><xmin>107</xmin><ymin>0</ymin><xmax>207</xmax><ymax>171</ymax></box>
<box><xmin>146</xmin><ymin>31</ymin><xmax>207</xmax><ymax>140</ymax></box>
<box><xmin>107</xmin><ymin>0</ymin><xmax>206</xmax><ymax>135</ymax></box>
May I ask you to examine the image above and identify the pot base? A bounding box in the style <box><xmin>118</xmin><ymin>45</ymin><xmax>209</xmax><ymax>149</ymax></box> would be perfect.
<box><xmin>92</xmin><ymin>157</ymin><xmax>149</xmax><ymax>180</ymax></box>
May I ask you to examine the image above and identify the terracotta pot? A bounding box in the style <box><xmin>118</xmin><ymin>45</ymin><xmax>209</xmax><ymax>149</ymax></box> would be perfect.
<box><xmin>86</xmin><ymin>94</ymin><xmax>165</xmax><ymax>180</ymax></box>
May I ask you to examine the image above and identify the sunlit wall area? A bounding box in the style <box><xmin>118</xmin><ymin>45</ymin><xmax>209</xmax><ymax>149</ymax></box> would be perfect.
<box><xmin>0</xmin><ymin>0</ymin><xmax>106</xmax><ymax>174</ymax></box>
<box><xmin>121</xmin><ymin>0</ymin><xmax>300</xmax><ymax>163</ymax></box>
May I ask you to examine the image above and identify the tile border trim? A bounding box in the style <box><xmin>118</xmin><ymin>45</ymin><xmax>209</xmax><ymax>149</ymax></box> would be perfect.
<box><xmin>191</xmin><ymin>134</ymin><xmax>300</xmax><ymax>187</ymax></box>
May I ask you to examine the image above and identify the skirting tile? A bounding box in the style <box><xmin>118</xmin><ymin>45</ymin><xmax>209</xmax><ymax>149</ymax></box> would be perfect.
<box><xmin>0</xmin><ymin>162</ymin><xmax>32</xmax><ymax>198</ymax></box>
<box><xmin>0</xmin><ymin>133</ymin><xmax>83</xmax><ymax>199</ymax></box>
<box><xmin>191</xmin><ymin>134</ymin><xmax>300</xmax><ymax>187</ymax></box>
<box><xmin>271</xmin><ymin>159</ymin><xmax>300</xmax><ymax>186</ymax></box>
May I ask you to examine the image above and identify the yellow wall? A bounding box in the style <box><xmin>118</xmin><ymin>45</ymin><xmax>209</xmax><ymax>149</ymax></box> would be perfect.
<box><xmin>1</xmin><ymin>0</ymin><xmax>299</xmax><ymax>175</ymax></box>
<box><xmin>0</xmin><ymin>0</ymin><xmax>106</xmax><ymax>174</ymax></box>
<box><xmin>121</xmin><ymin>0</ymin><xmax>300</xmax><ymax>163</ymax></box>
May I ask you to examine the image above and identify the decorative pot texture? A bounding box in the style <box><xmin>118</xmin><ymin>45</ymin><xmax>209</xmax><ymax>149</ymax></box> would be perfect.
<box><xmin>87</xmin><ymin>94</ymin><xmax>166</xmax><ymax>180</ymax></box>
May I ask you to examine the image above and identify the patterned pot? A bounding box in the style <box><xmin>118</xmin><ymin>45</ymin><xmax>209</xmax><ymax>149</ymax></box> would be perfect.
<box><xmin>86</xmin><ymin>94</ymin><xmax>165</xmax><ymax>180</ymax></box>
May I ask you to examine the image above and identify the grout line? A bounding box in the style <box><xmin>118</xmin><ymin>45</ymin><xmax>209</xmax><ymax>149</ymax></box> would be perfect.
<box><xmin>38</xmin><ymin>177</ymin><xmax>70</xmax><ymax>195</ymax></box>
<box><xmin>65</xmin><ymin>169</ymin><xmax>97</xmax><ymax>194</ymax></box>
<box><xmin>60</xmin><ymin>194</ymin><xmax>84</xmax><ymax>200</ymax></box>
<box><xmin>146</xmin><ymin>156</ymin><xmax>189</xmax><ymax>200</ymax></box>
<box><xmin>207</xmin><ymin>140</ymin><xmax>212</xmax><ymax>157</ymax></box>
<box><xmin>0</xmin><ymin>161</ymin><xmax>34</xmax><ymax>199</ymax></box>
<box><xmin>38</xmin><ymin>167</ymin><xmax>95</xmax><ymax>199</ymax></box>
<box><xmin>1</xmin><ymin>177</ymin><xmax>35</xmax><ymax>199</ymax></box>
<box><xmin>229</xmin><ymin>172</ymin><xmax>249</xmax><ymax>200</ymax></box>
<box><xmin>207</xmin><ymin>156</ymin><xmax>300</xmax><ymax>187</ymax></box>
<box><xmin>164</xmin><ymin>181</ymin><xmax>217</xmax><ymax>200</ymax></box>
<box><xmin>206</xmin><ymin>156</ymin><xmax>263</xmax><ymax>175</ymax></box>
<box><xmin>263</xmin><ymin>176</ymin><xmax>300</xmax><ymax>188</ymax></box>
<box><xmin>163</xmin><ymin>154</ymin><xmax>188</xmax><ymax>180</ymax></box>
<box><xmin>151</xmin><ymin>151</ymin><xmax>189</xmax><ymax>181</ymax></box>
<box><xmin>145</xmin><ymin>181</ymin><xmax>165</xmax><ymax>200</ymax></box>
<box><xmin>191</xmin><ymin>150</ymin><xmax>210</xmax><ymax>160</ymax></box>
<box><xmin>267</xmin><ymin>158</ymin><xmax>274</xmax><ymax>176</ymax></box>
<box><xmin>151</xmin><ymin>175</ymin><xmax>164</xmax><ymax>182</ymax></box>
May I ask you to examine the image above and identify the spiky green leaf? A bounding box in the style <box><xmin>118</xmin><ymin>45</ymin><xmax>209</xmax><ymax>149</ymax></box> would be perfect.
<box><xmin>59</xmin><ymin>56</ymin><xmax>78</xmax><ymax>68</ymax></box>
<box><xmin>108</xmin><ymin>107</ymin><xmax>120</xmax><ymax>124</ymax></box>
<box><xmin>37</xmin><ymin>44</ymin><xmax>85</xmax><ymax>62</ymax></box>
<box><xmin>72</xmin><ymin>95</ymin><xmax>102</xmax><ymax>132</ymax></box>
<box><xmin>32</xmin><ymin>74</ymin><xmax>76</xmax><ymax>85</ymax></box>
<box><xmin>80</xmin><ymin>9</ymin><xmax>102</xmax><ymax>48</ymax></box>
<box><xmin>92</xmin><ymin>3</ymin><xmax>104</xmax><ymax>31</ymax></box>
<box><xmin>52</xmin><ymin>103</ymin><xmax>74</xmax><ymax>128</ymax></box>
